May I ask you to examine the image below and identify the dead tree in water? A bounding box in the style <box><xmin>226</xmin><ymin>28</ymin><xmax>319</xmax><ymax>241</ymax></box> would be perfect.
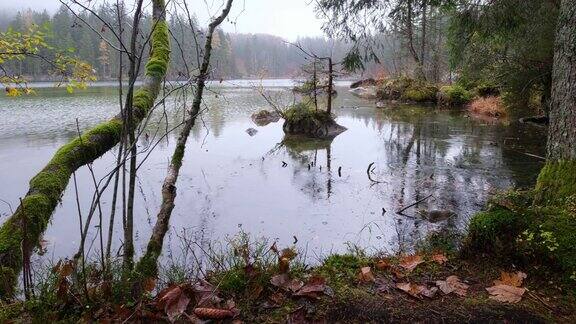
<box><xmin>134</xmin><ymin>0</ymin><xmax>234</xmax><ymax>280</ymax></box>
<box><xmin>0</xmin><ymin>0</ymin><xmax>171</xmax><ymax>297</ymax></box>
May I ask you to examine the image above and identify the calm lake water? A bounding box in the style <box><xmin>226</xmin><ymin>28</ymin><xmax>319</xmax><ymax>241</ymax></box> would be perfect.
<box><xmin>0</xmin><ymin>80</ymin><xmax>546</xmax><ymax>264</ymax></box>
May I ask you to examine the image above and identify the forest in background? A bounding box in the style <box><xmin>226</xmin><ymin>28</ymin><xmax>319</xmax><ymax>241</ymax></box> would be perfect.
<box><xmin>0</xmin><ymin>5</ymin><xmax>355</xmax><ymax>80</ymax></box>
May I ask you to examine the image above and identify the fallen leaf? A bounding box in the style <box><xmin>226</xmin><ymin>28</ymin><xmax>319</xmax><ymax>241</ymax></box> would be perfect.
<box><xmin>270</xmin><ymin>274</ymin><xmax>304</xmax><ymax>292</ymax></box>
<box><xmin>421</xmin><ymin>286</ymin><xmax>439</xmax><ymax>299</ymax></box>
<box><xmin>54</xmin><ymin>260</ymin><xmax>74</xmax><ymax>277</ymax></box>
<box><xmin>287</xmin><ymin>307</ymin><xmax>307</xmax><ymax>324</ymax></box>
<box><xmin>280</xmin><ymin>248</ymin><xmax>298</xmax><ymax>260</ymax></box>
<box><xmin>191</xmin><ymin>279</ymin><xmax>221</xmax><ymax>307</ymax></box>
<box><xmin>194</xmin><ymin>307</ymin><xmax>234</xmax><ymax>319</ymax></box>
<box><xmin>294</xmin><ymin>275</ymin><xmax>329</xmax><ymax>299</ymax></box>
<box><xmin>399</xmin><ymin>254</ymin><xmax>424</xmax><ymax>272</ymax></box>
<box><xmin>391</xmin><ymin>266</ymin><xmax>406</xmax><ymax>279</ymax></box>
<box><xmin>486</xmin><ymin>284</ymin><xmax>526</xmax><ymax>303</ymax></box>
<box><xmin>431</xmin><ymin>253</ymin><xmax>448</xmax><ymax>265</ymax></box>
<box><xmin>396</xmin><ymin>282</ymin><xmax>426</xmax><ymax>299</ymax></box>
<box><xmin>375</xmin><ymin>259</ymin><xmax>391</xmax><ymax>270</ymax></box>
<box><xmin>357</xmin><ymin>266</ymin><xmax>376</xmax><ymax>283</ymax></box>
<box><xmin>143</xmin><ymin>277</ymin><xmax>156</xmax><ymax>293</ymax></box>
<box><xmin>494</xmin><ymin>271</ymin><xmax>527</xmax><ymax>287</ymax></box>
<box><xmin>375</xmin><ymin>277</ymin><xmax>394</xmax><ymax>294</ymax></box>
<box><xmin>435</xmin><ymin>275</ymin><xmax>469</xmax><ymax>296</ymax></box>
<box><xmin>271</xmin><ymin>273</ymin><xmax>289</xmax><ymax>287</ymax></box>
<box><xmin>268</xmin><ymin>291</ymin><xmax>285</xmax><ymax>307</ymax></box>
<box><xmin>156</xmin><ymin>285</ymin><xmax>190</xmax><ymax>322</ymax></box>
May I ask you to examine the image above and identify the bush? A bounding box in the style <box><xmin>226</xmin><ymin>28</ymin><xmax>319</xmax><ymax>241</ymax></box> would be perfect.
<box><xmin>468</xmin><ymin>96</ymin><xmax>507</xmax><ymax>118</ymax></box>
<box><xmin>437</xmin><ymin>85</ymin><xmax>473</xmax><ymax>106</ymax></box>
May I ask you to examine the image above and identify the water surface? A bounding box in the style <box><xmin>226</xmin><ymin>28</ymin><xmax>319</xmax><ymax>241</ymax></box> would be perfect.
<box><xmin>0</xmin><ymin>80</ymin><xmax>546</xmax><ymax>262</ymax></box>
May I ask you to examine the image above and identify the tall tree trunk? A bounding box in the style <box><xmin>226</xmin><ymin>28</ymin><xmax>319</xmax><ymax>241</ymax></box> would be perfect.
<box><xmin>420</xmin><ymin>0</ymin><xmax>428</xmax><ymax>73</ymax></box>
<box><xmin>406</xmin><ymin>0</ymin><xmax>425</xmax><ymax>80</ymax></box>
<box><xmin>133</xmin><ymin>0</ymin><xmax>234</xmax><ymax>280</ymax></box>
<box><xmin>327</xmin><ymin>57</ymin><xmax>333</xmax><ymax>114</ymax></box>
<box><xmin>0</xmin><ymin>0</ymin><xmax>170</xmax><ymax>297</ymax></box>
<box><xmin>535</xmin><ymin>0</ymin><xmax>576</xmax><ymax>204</ymax></box>
<box><xmin>123</xmin><ymin>0</ymin><xmax>144</xmax><ymax>273</ymax></box>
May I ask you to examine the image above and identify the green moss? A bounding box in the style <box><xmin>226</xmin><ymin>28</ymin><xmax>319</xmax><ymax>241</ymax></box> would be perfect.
<box><xmin>0</xmin><ymin>267</ymin><xmax>17</xmax><ymax>298</ymax></box>
<box><xmin>534</xmin><ymin>160</ymin><xmax>576</xmax><ymax>205</ymax></box>
<box><xmin>133</xmin><ymin>88</ymin><xmax>155</xmax><ymax>112</ymax></box>
<box><xmin>416</xmin><ymin>228</ymin><xmax>463</xmax><ymax>255</ymax></box>
<box><xmin>465</xmin><ymin>189</ymin><xmax>576</xmax><ymax>281</ymax></box>
<box><xmin>171</xmin><ymin>143</ymin><xmax>185</xmax><ymax>169</ymax></box>
<box><xmin>402</xmin><ymin>84</ymin><xmax>438</xmax><ymax>102</ymax></box>
<box><xmin>438</xmin><ymin>85</ymin><xmax>473</xmax><ymax>106</ymax></box>
<box><xmin>465</xmin><ymin>207</ymin><xmax>525</xmax><ymax>254</ymax></box>
<box><xmin>315</xmin><ymin>254</ymin><xmax>369</xmax><ymax>291</ymax></box>
<box><xmin>534</xmin><ymin>204</ymin><xmax>576</xmax><ymax>276</ymax></box>
<box><xmin>145</xmin><ymin>20</ymin><xmax>170</xmax><ymax>78</ymax></box>
<box><xmin>377</xmin><ymin>76</ymin><xmax>415</xmax><ymax>100</ymax></box>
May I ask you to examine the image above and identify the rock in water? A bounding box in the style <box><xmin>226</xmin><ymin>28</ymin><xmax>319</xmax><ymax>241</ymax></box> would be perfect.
<box><xmin>283</xmin><ymin>113</ymin><xmax>346</xmax><ymax>139</ymax></box>
<box><xmin>349</xmin><ymin>86</ymin><xmax>378</xmax><ymax>99</ymax></box>
<box><xmin>350</xmin><ymin>78</ymin><xmax>377</xmax><ymax>89</ymax></box>
<box><xmin>246</xmin><ymin>128</ymin><xmax>258</xmax><ymax>136</ymax></box>
<box><xmin>251</xmin><ymin>109</ymin><xmax>281</xmax><ymax>126</ymax></box>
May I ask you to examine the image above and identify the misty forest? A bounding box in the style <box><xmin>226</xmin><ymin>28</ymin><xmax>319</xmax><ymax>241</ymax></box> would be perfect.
<box><xmin>0</xmin><ymin>0</ymin><xmax>575</xmax><ymax>322</ymax></box>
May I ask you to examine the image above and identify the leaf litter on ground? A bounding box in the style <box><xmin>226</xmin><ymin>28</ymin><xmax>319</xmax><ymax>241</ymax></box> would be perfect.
<box><xmin>486</xmin><ymin>271</ymin><xmax>528</xmax><ymax>303</ymax></box>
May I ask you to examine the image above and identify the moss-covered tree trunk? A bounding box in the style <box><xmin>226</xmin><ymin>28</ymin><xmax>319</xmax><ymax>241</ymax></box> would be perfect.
<box><xmin>0</xmin><ymin>0</ymin><xmax>170</xmax><ymax>297</ymax></box>
<box><xmin>535</xmin><ymin>0</ymin><xmax>576</xmax><ymax>204</ymax></box>
<box><xmin>133</xmin><ymin>0</ymin><xmax>234</xmax><ymax>281</ymax></box>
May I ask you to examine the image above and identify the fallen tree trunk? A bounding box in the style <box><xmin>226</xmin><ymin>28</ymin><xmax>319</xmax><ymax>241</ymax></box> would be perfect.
<box><xmin>0</xmin><ymin>0</ymin><xmax>170</xmax><ymax>297</ymax></box>
<box><xmin>134</xmin><ymin>0</ymin><xmax>234</xmax><ymax>281</ymax></box>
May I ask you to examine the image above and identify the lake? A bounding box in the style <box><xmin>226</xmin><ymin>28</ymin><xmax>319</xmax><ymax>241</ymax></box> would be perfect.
<box><xmin>0</xmin><ymin>80</ymin><xmax>546</xmax><ymax>265</ymax></box>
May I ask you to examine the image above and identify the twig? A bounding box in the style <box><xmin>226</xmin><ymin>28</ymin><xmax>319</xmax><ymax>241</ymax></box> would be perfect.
<box><xmin>527</xmin><ymin>290</ymin><xmax>556</xmax><ymax>312</ymax></box>
<box><xmin>396</xmin><ymin>194</ymin><xmax>433</xmax><ymax>215</ymax></box>
<box><xmin>366</xmin><ymin>162</ymin><xmax>383</xmax><ymax>183</ymax></box>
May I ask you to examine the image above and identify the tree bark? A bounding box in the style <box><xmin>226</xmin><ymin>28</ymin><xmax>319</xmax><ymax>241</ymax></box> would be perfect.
<box><xmin>0</xmin><ymin>0</ymin><xmax>170</xmax><ymax>297</ymax></box>
<box><xmin>535</xmin><ymin>0</ymin><xmax>576</xmax><ymax>204</ymax></box>
<box><xmin>133</xmin><ymin>0</ymin><xmax>234</xmax><ymax>280</ymax></box>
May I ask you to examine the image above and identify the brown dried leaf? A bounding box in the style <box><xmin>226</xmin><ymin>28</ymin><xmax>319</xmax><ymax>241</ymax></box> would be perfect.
<box><xmin>156</xmin><ymin>285</ymin><xmax>190</xmax><ymax>322</ymax></box>
<box><xmin>279</xmin><ymin>257</ymin><xmax>290</xmax><ymax>274</ymax></box>
<box><xmin>271</xmin><ymin>274</ymin><xmax>304</xmax><ymax>292</ymax></box>
<box><xmin>421</xmin><ymin>286</ymin><xmax>439</xmax><ymax>299</ymax></box>
<box><xmin>357</xmin><ymin>266</ymin><xmax>376</xmax><ymax>283</ymax></box>
<box><xmin>494</xmin><ymin>271</ymin><xmax>527</xmax><ymax>287</ymax></box>
<box><xmin>280</xmin><ymin>248</ymin><xmax>298</xmax><ymax>260</ymax></box>
<box><xmin>399</xmin><ymin>254</ymin><xmax>424</xmax><ymax>272</ymax></box>
<box><xmin>54</xmin><ymin>260</ymin><xmax>74</xmax><ymax>277</ymax></box>
<box><xmin>391</xmin><ymin>266</ymin><xmax>406</xmax><ymax>279</ymax></box>
<box><xmin>191</xmin><ymin>279</ymin><xmax>220</xmax><ymax>307</ymax></box>
<box><xmin>375</xmin><ymin>277</ymin><xmax>394</xmax><ymax>294</ymax></box>
<box><xmin>143</xmin><ymin>277</ymin><xmax>156</xmax><ymax>293</ymax></box>
<box><xmin>486</xmin><ymin>284</ymin><xmax>526</xmax><ymax>303</ymax></box>
<box><xmin>375</xmin><ymin>259</ymin><xmax>391</xmax><ymax>270</ymax></box>
<box><xmin>294</xmin><ymin>275</ymin><xmax>327</xmax><ymax>299</ymax></box>
<box><xmin>270</xmin><ymin>273</ymin><xmax>289</xmax><ymax>287</ymax></box>
<box><xmin>193</xmin><ymin>307</ymin><xmax>234</xmax><ymax>319</ymax></box>
<box><xmin>396</xmin><ymin>282</ymin><xmax>426</xmax><ymax>299</ymax></box>
<box><xmin>435</xmin><ymin>275</ymin><xmax>469</xmax><ymax>297</ymax></box>
<box><xmin>431</xmin><ymin>253</ymin><xmax>448</xmax><ymax>265</ymax></box>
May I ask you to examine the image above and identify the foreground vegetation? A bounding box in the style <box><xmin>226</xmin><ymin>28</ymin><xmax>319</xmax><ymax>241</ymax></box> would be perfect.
<box><xmin>1</xmin><ymin>224</ymin><xmax>574</xmax><ymax>322</ymax></box>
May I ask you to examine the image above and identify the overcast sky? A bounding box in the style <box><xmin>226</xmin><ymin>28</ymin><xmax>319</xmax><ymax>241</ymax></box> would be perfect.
<box><xmin>0</xmin><ymin>0</ymin><xmax>326</xmax><ymax>40</ymax></box>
